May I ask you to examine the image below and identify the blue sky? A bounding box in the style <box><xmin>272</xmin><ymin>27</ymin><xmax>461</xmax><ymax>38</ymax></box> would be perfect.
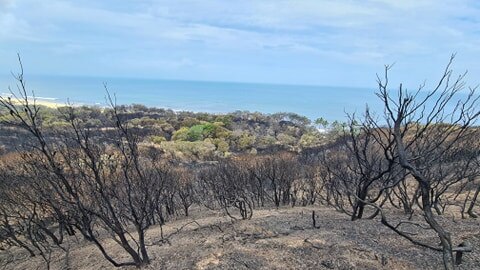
<box><xmin>1</xmin><ymin>0</ymin><xmax>480</xmax><ymax>88</ymax></box>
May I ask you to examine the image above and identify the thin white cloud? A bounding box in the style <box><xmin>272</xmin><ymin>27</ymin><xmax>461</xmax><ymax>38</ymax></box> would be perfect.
<box><xmin>0</xmin><ymin>0</ymin><xmax>479</xmax><ymax>86</ymax></box>
<box><xmin>0</xmin><ymin>0</ymin><xmax>15</xmax><ymax>10</ymax></box>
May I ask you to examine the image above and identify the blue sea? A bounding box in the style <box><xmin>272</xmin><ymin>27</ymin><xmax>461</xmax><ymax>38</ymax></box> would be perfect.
<box><xmin>0</xmin><ymin>75</ymin><xmax>382</xmax><ymax>121</ymax></box>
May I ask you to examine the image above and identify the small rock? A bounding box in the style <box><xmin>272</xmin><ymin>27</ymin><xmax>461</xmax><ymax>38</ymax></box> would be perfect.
<box><xmin>381</xmin><ymin>255</ymin><xmax>388</xmax><ymax>266</ymax></box>
<box><xmin>321</xmin><ymin>259</ymin><xmax>335</xmax><ymax>269</ymax></box>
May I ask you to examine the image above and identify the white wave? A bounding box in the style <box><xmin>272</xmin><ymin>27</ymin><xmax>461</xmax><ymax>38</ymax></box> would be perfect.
<box><xmin>1</xmin><ymin>93</ymin><xmax>59</xmax><ymax>101</ymax></box>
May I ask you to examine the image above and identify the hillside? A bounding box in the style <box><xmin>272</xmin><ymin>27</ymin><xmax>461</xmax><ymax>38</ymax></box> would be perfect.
<box><xmin>0</xmin><ymin>75</ymin><xmax>479</xmax><ymax>270</ymax></box>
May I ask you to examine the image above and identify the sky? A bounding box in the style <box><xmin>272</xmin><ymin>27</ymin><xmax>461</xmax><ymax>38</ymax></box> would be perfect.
<box><xmin>1</xmin><ymin>0</ymin><xmax>480</xmax><ymax>88</ymax></box>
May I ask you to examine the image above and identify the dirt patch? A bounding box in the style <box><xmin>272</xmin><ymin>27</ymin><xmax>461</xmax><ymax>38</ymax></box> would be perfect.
<box><xmin>1</xmin><ymin>206</ymin><xmax>479</xmax><ymax>270</ymax></box>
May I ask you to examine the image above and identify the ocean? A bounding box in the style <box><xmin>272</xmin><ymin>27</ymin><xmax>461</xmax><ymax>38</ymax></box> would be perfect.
<box><xmin>0</xmin><ymin>75</ymin><xmax>383</xmax><ymax>121</ymax></box>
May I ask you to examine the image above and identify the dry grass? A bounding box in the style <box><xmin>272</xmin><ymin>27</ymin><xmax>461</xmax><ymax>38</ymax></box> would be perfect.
<box><xmin>2</xmin><ymin>206</ymin><xmax>480</xmax><ymax>270</ymax></box>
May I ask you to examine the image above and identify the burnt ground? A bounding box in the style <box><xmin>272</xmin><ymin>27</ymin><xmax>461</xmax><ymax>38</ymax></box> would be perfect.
<box><xmin>2</xmin><ymin>206</ymin><xmax>480</xmax><ymax>270</ymax></box>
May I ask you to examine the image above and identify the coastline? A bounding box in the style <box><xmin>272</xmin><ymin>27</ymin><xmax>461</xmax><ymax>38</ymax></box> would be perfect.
<box><xmin>1</xmin><ymin>75</ymin><xmax>377</xmax><ymax>121</ymax></box>
<box><xmin>1</xmin><ymin>94</ymin><xmax>66</xmax><ymax>109</ymax></box>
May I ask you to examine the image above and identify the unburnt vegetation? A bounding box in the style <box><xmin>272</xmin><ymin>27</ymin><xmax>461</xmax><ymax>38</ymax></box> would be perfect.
<box><xmin>0</xmin><ymin>56</ymin><xmax>479</xmax><ymax>269</ymax></box>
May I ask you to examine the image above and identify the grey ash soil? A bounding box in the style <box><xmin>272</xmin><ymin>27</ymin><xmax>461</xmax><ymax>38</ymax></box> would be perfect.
<box><xmin>2</xmin><ymin>206</ymin><xmax>480</xmax><ymax>270</ymax></box>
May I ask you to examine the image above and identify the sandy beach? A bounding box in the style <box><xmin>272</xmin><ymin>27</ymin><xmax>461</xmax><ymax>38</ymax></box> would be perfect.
<box><xmin>0</xmin><ymin>95</ymin><xmax>66</xmax><ymax>109</ymax></box>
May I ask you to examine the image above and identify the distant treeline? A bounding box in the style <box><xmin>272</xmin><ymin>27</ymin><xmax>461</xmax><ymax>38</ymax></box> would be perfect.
<box><xmin>0</xmin><ymin>103</ymin><xmax>344</xmax><ymax>160</ymax></box>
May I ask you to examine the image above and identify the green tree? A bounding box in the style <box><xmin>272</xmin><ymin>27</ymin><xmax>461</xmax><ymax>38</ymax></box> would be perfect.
<box><xmin>237</xmin><ymin>132</ymin><xmax>256</xmax><ymax>150</ymax></box>
<box><xmin>187</xmin><ymin>125</ymin><xmax>205</xmax><ymax>141</ymax></box>
<box><xmin>299</xmin><ymin>131</ymin><xmax>322</xmax><ymax>148</ymax></box>
<box><xmin>314</xmin><ymin>117</ymin><xmax>329</xmax><ymax>129</ymax></box>
<box><xmin>172</xmin><ymin>127</ymin><xmax>190</xmax><ymax>141</ymax></box>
